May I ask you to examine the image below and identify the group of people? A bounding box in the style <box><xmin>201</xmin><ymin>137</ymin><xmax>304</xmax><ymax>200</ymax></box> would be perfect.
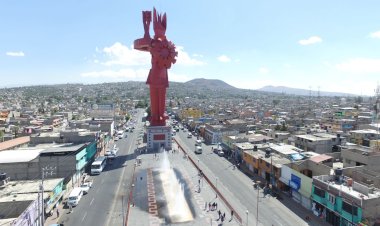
<box><xmin>207</xmin><ymin>202</ymin><xmax>218</xmax><ymax>211</ymax></box>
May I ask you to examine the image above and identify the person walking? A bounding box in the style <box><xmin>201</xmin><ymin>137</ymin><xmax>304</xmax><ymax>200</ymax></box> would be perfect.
<box><xmin>56</xmin><ymin>208</ymin><xmax>59</xmax><ymax>218</ymax></box>
<box><xmin>230</xmin><ymin>210</ymin><xmax>234</xmax><ymax>221</ymax></box>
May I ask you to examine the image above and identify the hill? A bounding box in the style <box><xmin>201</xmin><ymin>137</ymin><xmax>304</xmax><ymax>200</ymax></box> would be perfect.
<box><xmin>257</xmin><ymin>85</ymin><xmax>356</xmax><ymax>97</ymax></box>
<box><xmin>184</xmin><ymin>78</ymin><xmax>237</xmax><ymax>91</ymax></box>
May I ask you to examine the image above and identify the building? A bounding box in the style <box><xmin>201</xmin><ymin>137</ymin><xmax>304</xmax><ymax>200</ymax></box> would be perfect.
<box><xmin>349</xmin><ymin>129</ymin><xmax>380</xmax><ymax>148</ymax></box>
<box><xmin>204</xmin><ymin>124</ymin><xmax>238</xmax><ymax>144</ymax></box>
<box><xmin>0</xmin><ymin>178</ymin><xmax>64</xmax><ymax>226</ymax></box>
<box><xmin>295</xmin><ymin>133</ymin><xmax>342</xmax><ymax>154</ymax></box>
<box><xmin>312</xmin><ymin>171</ymin><xmax>380</xmax><ymax>226</ymax></box>
<box><xmin>242</xmin><ymin>148</ymin><xmax>291</xmax><ymax>188</ymax></box>
<box><xmin>30</xmin><ymin>129</ymin><xmax>97</xmax><ymax>145</ymax></box>
<box><xmin>341</xmin><ymin>145</ymin><xmax>380</xmax><ymax>172</ymax></box>
<box><xmin>0</xmin><ymin>142</ymin><xmax>97</xmax><ymax>184</ymax></box>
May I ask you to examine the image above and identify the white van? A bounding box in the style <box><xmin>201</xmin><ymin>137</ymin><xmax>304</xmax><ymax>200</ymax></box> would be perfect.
<box><xmin>117</xmin><ymin>130</ymin><xmax>124</xmax><ymax>139</ymax></box>
<box><xmin>195</xmin><ymin>146</ymin><xmax>202</xmax><ymax>154</ymax></box>
<box><xmin>67</xmin><ymin>187</ymin><xmax>83</xmax><ymax>207</ymax></box>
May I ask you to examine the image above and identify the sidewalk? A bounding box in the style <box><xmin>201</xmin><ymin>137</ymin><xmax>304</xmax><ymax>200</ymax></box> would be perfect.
<box><xmin>127</xmin><ymin>151</ymin><xmax>240</xmax><ymax>226</ymax></box>
<box><xmin>239</xmin><ymin>164</ymin><xmax>330</xmax><ymax>226</ymax></box>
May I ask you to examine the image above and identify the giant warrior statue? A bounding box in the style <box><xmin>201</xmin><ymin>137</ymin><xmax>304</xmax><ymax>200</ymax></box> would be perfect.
<box><xmin>134</xmin><ymin>8</ymin><xmax>177</xmax><ymax>126</ymax></box>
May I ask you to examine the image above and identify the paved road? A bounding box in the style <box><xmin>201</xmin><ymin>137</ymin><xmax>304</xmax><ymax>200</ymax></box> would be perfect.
<box><xmin>175</xmin><ymin>129</ymin><xmax>313</xmax><ymax>226</ymax></box>
<box><xmin>60</xmin><ymin>109</ymin><xmax>144</xmax><ymax>226</ymax></box>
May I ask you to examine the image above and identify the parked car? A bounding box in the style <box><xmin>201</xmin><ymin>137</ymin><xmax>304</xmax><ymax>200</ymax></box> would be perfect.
<box><xmin>80</xmin><ymin>182</ymin><xmax>92</xmax><ymax>194</ymax></box>
<box><xmin>218</xmin><ymin>150</ymin><xmax>225</xmax><ymax>157</ymax></box>
<box><xmin>187</xmin><ymin>133</ymin><xmax>192</xmax><ymax>138</ymax></box>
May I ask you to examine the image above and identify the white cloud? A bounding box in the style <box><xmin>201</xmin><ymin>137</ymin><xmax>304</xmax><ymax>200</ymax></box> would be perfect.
<box><xmin>259</xmin><ymin>67</ymin><xmax>269</xmax><ymax>74</ymax></box>
<box><xmin>81</xmin><ymin>68</ymin><xmax>149</xmax><ymax>80</ymax></box>
<box><xmin>99</xmin><ymin>42</ymin><xmax>204</xmax><ymax>67</ymax></box>
<box><xmin>6</xmin><ymin>51</ymin><xmax>25</xmax><ymax>57</ymax></box>
<box><xmin>176</xmin><ymin>46</ymin><xmax>205</xmax><ymax>66</ymax></box>
<box><xmin>102</xmin><ymin>42</ymin><xmax>150</xmax><ymax>66</ymax></box>
<box><xmin>298</xmin><ymin>36</ymin><xmax>322</xmax><ymax>45</ymax></box>
<box><xmin>81</xmin><ymin>68</ymin><xmax>191</xmax><ymax>83</ymax></box>
<box><xmin>336</xmin><ymin>58</ymin><xmax>380</xmax><ymax>73</ymax></box>
<box><xmin>369</xmin><ymin>31</ymin><xmax>380</xmax><ymax>39</ymax></box>
<box><xmin>217</xmin><ymin>55</ymin><xmax>231</xmax><ymax>63</ymax></box>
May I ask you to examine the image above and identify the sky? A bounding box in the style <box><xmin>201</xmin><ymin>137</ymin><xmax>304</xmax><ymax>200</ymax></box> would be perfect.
<box><xmin>1</xmin><ymin>1</ymin><xmax>380</xmax><ymax>95</ymax></box>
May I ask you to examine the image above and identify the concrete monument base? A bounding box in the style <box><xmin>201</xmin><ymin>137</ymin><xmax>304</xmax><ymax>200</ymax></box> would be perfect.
<box><xmin>146</xmin><ymin>126</ymin><xmax>172</xmax><ymax>152</ymax></box>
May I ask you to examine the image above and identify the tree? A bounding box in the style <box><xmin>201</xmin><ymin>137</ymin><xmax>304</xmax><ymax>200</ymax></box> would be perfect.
<box><xmin>273</xmin><ymin>99</ymin><xmax>280</xmax><ymax>108</ymax></box>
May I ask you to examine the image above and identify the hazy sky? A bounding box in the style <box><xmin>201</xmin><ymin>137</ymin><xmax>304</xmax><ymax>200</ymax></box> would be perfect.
<box><xmin>1</xmin><ymin>1</ymin><xmax>380</xmax><ymax>95</ymax></box>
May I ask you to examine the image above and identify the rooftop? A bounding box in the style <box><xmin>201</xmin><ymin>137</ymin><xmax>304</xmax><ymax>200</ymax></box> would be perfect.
<box><xmin>0</xmin><ymin>178</ymin><xmax>63</xmax><ymax>202</ymax></box>
<box><xmin>244</xmin><ymin>149</ymin><xmax>291</xmax><ymax>168</ymax></box>
<box><xmin>0</xmin><ymin>136</ymin><xmax>30</xmax><ymax>152</ymax></box>
<box><xmin>0</xmin><ymin>149</ymin><xmax>42</xmax><ymax>163</ymax></box>
<box><xmin>314</xmin><ymin>175</ymin><xmax>380</xmax><ymax>200</ymax></box>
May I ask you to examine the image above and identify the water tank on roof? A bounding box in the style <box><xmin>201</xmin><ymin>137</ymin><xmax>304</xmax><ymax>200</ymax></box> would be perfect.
<box><xmin>335</xmin><ymin>168</ymin><xmax>343</xmax><ymax>176</ymax></box>
<box><xmin>0</xmin><ymin>172</ymin><xmax>7</xmax><ymax>181</ymax></box>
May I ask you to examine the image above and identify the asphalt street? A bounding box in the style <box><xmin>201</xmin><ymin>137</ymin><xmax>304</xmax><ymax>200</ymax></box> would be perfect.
<box><xmin>59</xmin><ymin>109</ymin><xmax>144</xmax><ymax>226</ymax></box>
<box><xmin>175</xmin><ymin>129</ymin><xmax>312</xmax><ymax>226</ymax></box>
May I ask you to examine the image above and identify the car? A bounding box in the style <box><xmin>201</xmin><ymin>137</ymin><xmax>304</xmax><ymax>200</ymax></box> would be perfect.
<box><xmin>187</xmin><ymin>133</ymin><xmax>192</xmax><ymax>138</ymax></box>
<box><xmin>195</xmin><ymin>139</ymin><xmax>202</xmax><ymax>146</ymax></box>
<box><xmin>80</xmin><ymin>182</ymin><xmax>92</xmax><ymax>194</ymax></box>
<box><xmin>218</xmin><ymin>150</ymin><xmax>225</xmax><ymax>157</ymax></box>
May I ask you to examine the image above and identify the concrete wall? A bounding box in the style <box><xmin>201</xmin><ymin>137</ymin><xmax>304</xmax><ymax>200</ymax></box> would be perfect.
<box><xmin>0</xmin><ymin>201</ymin><xmax>32</xmax><ymax>218</ymax></box>
<box><xmin>39</xmin><ymin>155</ymin><xmax>77</xmax><ymax>180</ymax></box>
<box><xmin>0</xmin><ymin>160</ymin><xmax>40</xmax><ymax>180</ymax></box>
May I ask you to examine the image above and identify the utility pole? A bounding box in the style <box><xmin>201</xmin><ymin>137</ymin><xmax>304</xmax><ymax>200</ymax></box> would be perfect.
<box><xmin>41</xmin><ymin>166</ymin><xmax>56</xmax><ymax>226</ymax></box>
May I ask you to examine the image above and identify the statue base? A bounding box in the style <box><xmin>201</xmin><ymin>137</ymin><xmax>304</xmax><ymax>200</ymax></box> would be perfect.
<box><xmin>146</xmin><ymin>125</ymin><xmax>172</xmax><ymax>152</ymax></box>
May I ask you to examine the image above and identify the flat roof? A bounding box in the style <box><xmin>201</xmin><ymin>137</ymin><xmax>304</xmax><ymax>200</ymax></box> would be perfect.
<box><xmin>244</xmin><ymin>150</ymin><xmax>291</xmax><ymax>168</ymax></box>
<box><xmin>0</xmin><ymin>178</ymin><xmax>63</xmax><ymax>202</ymax></box>
<box><xmin>269</xmin><ymin>144</ymin><xmax>303</xmax><ymax>155</ymax></box>
<box><xmin>310</xmin><ymin>154</ymin><xmax>333</xmax><ymax>163</ymax></box>
<box><xmin>0</xmin><ymin>149</ymin><xmax>42</xmax><ymax>163</ymax></box>
<box><xmin>296</xmin><ymin>134</ymin><xmax>329</xmax><ymax>141</ymax></box>
<box><xmin>41</xmin><ymin>143</ymin><xmax>85</xmax><ymax>154</ymax></box>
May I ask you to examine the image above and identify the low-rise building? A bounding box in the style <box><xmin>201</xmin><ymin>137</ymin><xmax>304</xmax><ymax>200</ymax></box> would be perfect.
<box><xmin>0</xmin><ymin>178</ymin><xmax>64</xmax><ymax>226</ymax></box>
<box><xmin>312</xmin><ymin>172</ymin><xmax>380</xmax><ymax>226</ymax></box>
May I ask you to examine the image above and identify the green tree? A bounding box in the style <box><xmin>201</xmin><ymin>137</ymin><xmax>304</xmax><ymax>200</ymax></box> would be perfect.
<box><xmin>273</xmin><ymin>99</ymin><xmax>280</xmax><ymax>108</ymax></box>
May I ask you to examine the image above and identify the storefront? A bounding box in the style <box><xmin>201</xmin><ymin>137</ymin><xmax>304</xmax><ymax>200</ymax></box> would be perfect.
<box><xmin>290</xmin><ymin>174</ymin><xmax>301</xmax><ymax>203</ymax></box>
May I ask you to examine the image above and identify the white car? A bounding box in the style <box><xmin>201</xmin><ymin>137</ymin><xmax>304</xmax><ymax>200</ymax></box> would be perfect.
<box><xmin>80</xmin><ymin>182</ymin><xmax>92</xmax><ymax>194</ymax></box>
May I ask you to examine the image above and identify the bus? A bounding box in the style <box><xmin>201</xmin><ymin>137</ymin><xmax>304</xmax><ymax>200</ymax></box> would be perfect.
<box><xmin>91</xmin><ymin>156</ymin><xmax>107</xmax><ymax>175</ymax></box>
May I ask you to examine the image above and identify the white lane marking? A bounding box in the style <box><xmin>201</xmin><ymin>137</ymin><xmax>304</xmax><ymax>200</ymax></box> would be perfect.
<box><xmin>90</xmin><ymin>198</ymin><xmax>95</xmax><ymax>206</ymax></box>
<box><xmin>82</xmin><ymin>212</ymin><xmax>87</xmax><ymax>222</ymax></box>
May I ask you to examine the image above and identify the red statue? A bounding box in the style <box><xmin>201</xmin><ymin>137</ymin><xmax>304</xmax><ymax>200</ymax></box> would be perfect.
<box><xmin>134</xmin><ymin>8</ymin><xmax>177</xmax><ymax>126</ymax></box>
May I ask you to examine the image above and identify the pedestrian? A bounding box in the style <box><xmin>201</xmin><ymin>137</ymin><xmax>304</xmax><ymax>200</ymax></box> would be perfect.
<box><xmin>205</xmin><ymin>202</ymin><xmax>207</xmax><ymax>210</ymax></box>
<box><xmin>69</xmin><ymin>204</ymin><xmax>72</xmax><ymax>213</ymax></box>
<box><xmin>218</xmin><ymin>210</ymin><xmax>221</xmax><ymax>218</ymax></box>
<box><xmin>208</xmin><ymin>203</ymin><xmax>211</xmax><ymax>211</ymax></box>
<box><xmin>56</xmin><ymin>208</ymin><xmax>59</xmax><ymax>218</ymax></box>
<box><xmin>230</xmin><ymin>210</ymin><xmax>234</xmax><ymax>220</ymax></box>
<box><xmin>223</xmin><ymin>212</ymin><xmax>225</xmax><ymax>219</ymax></box>
<box><xmin>221</xmin><ymin>215</ymin><xmax>224</xmax><ymax>222</ymax></box>
<box><xmin>216</xmin><ymin>202</ymin><xmax>218</xmax><ymax>210</ymax></box>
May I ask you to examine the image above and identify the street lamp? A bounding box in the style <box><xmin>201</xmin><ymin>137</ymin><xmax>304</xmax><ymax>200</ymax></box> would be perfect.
<box><xmin>246</xmin><ymin>210</ymin><xmax>249</xmax><ymax>226</ymax></box>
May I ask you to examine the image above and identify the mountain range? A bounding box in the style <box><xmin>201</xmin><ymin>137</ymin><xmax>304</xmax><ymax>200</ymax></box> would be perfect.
<box><xmin>256</xmin><ymin>85</ymin><xmax>357</xmax><ymax>97</ymax></box>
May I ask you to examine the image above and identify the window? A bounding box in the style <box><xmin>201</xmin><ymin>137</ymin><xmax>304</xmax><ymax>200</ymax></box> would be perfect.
<box><xmin>342</xmin><ymin>201</ymin><xmax>358</xmax><ymax>216</ymax></box>
<box><xmin>314</xmin><ymin>186</ymin><xmax>325</xmax><ymax>198</ymax></box>
<box><xmin>328</xmin><ymin>194</ymin><xmax>335</xmax><ymax>204</ymax></box>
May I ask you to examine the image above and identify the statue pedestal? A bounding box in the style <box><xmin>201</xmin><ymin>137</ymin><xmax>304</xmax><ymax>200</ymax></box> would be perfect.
<box><xmin>146</xmin><ymin>125</ymin><xmax>172</xmax><ymax>152</ymax></box>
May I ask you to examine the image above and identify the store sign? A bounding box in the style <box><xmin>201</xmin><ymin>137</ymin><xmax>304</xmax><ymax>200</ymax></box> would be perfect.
<box><xmin>290</xmin><ymin>174</ymin><xmax>301</xmax><ymax>191</ymax></box>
